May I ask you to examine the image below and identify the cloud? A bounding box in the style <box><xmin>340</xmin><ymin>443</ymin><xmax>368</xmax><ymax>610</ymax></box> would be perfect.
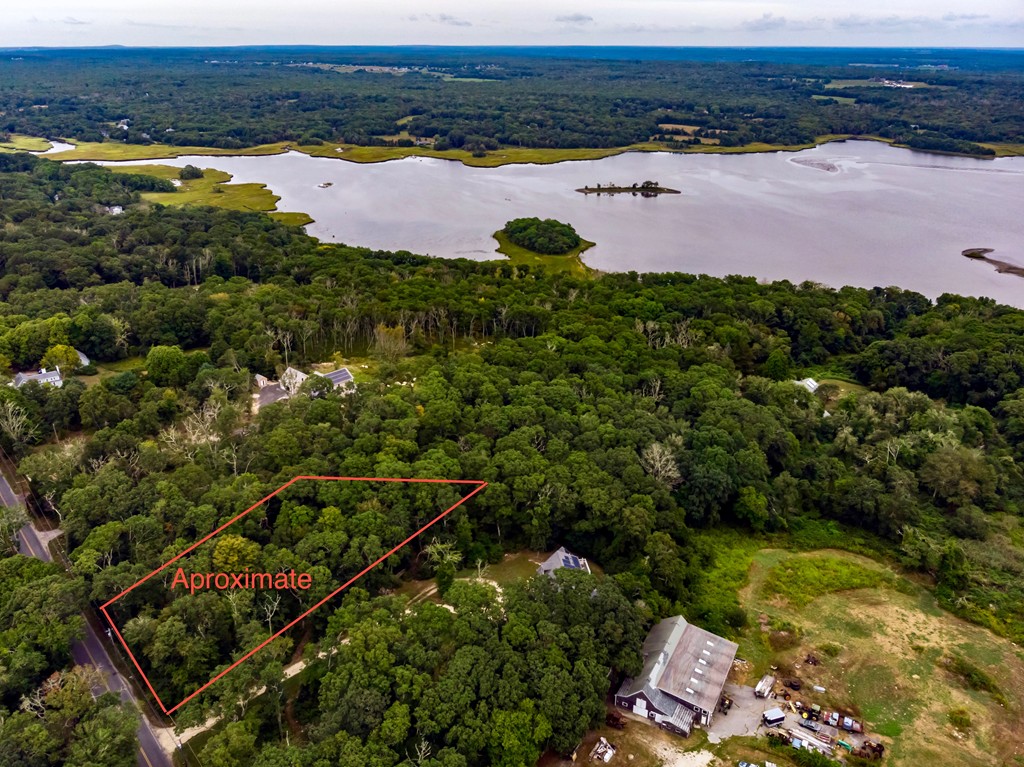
<box><xmin>941</xmin><ymin>12</ymin><xmax>990</xmax><ymax>21</ymax></box>
<box><xmin>556</xmin><ymin>14</ymin><xmax>594</xmax><ymax>24</ymax></box>
<box><xmin>62</xmin><ymin>17</ymin><xmax>90</xmax><ymax>26</ymax></box>
<box><xmin>611</xmin><ymin>22</ymin><xmax>708</xmax><ymax>34</ymax></box>
<box><xmin>741</xmin><ymin>13</ymin><xmax>786</xmax><ymax>32</ymax></box>
<box><xmin>408</xmin><ymin>13</ymin><xmax>472</xmax><ymax>27</ymax></box>
<box><xmin>831</xmin><ymin>14</ymin><xmax>938</xmax><ymax>31</ymax></box>
<box><xmin>124</xmin><ymin>19</ymin><xmax>241</xmax><ymax>31</ymax></box>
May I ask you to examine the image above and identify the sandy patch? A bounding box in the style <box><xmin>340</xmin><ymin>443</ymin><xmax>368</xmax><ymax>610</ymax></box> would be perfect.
<box><xmin>647</xmin><ymin>741</ymin><xmax>715</xmax><ymax>767</ymax></box>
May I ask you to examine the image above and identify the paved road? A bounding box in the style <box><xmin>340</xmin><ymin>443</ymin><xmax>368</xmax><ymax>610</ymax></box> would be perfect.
<box><xmin>5</xmin><ymin>473</ymin><xmax>175</xmax><ymax>767</ymax></box>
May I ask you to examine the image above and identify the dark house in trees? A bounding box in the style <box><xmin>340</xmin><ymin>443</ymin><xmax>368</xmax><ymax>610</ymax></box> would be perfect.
<box><xmin>614</xmin><ymin>616</ymin><xmax>738</xmax><ymax>735</ymax></box>
<box><xmin>537</xmin><ymin>546</ymin><xmax>591</xmax><ymax>577</ymax></box>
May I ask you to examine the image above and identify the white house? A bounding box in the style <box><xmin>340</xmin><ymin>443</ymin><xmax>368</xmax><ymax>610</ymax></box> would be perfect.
<box><xmin>12</xmin><ymin>367</ymin><xmax>63</xmax><ymax>388</ymax></box>
<box><xmin>280</xmin><ymin>366</ymin><xmax>309</xmax><ymax>395</ymax></box>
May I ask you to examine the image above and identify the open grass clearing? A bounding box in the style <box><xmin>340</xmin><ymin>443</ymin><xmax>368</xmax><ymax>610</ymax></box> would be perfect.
<box><xmin>491</xmin><ymin>230</ymin><xmax>595</xmax><ymax>278</ymax></box>
<box><xmin>657</xmin><ymin>123</ymin><xmax>701</xmax><ymax>134</ymax></box>
<box><xmin>296</xmin><ymin>142</ymin><xmax>629</xmax><ymax>167</ymax></box>
<box><xmin>29</xmin><ymin>132</ymin><xmax>933</xmax><ymax>171</ymax></box>
<box><xmin>47</xmin><ymin>140</ymin><xmax>292</xmax><ymax>162</ymax></box>
<box><xmin>812</xmin><ymin>94</ymin><xmax>857</xmax><ymax>104</ymax></box>
<box><xmin>722</xmin><ymin>547</ymin><xmax>1024</xmax><ymax>767</ymax></box>
<box><xmin>0</xmin><ymin>134</ymin><xmax>52</xmax><ymax>152</ymax></box>
<box><xmin>982</xmin><ymin>143</ymin><xmax>1024</xmax><ymax>157</ymax></box>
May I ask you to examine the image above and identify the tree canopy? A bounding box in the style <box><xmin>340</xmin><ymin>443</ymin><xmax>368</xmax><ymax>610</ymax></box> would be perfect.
<box><xmin>3</xmin><ymin>153</ymin><xmax>1024</xmax><ymax>766</ymax></box>
<box><xmin>502</xmin><ymin>218</ymin><xmax>582</xmax><ymax>255</ymax></box>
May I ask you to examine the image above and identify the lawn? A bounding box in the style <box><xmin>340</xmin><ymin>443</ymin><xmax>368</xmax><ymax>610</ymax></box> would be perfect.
<box><xmin>108</xmin><ymin>164</ymin><xmax>313</xmax><ymax>226</ymax></box>
<box><xmin>75</xmin><ymin>356</ymin><xmax>147</xmax><ymax>388</ymax></box>
<box><xmin>816</xmin><ymin>377</ymin><xmax>869</xmax><ymax>402</ymax></box>
<box><xmin>491</xmin><ymin>230</ymin><xmax>596</xmax><ymax>278</ymax></box>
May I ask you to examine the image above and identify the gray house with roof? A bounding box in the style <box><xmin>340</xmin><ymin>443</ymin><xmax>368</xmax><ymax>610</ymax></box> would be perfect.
<box><xmin>615</xmin><ymin>616</ymin><xmax>738</xmax><ymax>735</ymax></box>
<box><xmin>317</xmin><ymin>367</ymin><xmax>354</xmax><ymax>390</ymax></box>
<box><xmin>537</xmin><ymin>546</ymin><xmax>591</xmax><ymax>577</ymax></box>
<box><xmin>12</xmin><ymin>368</ymin><xmax>63</xmax><ymax>389</ymax></box>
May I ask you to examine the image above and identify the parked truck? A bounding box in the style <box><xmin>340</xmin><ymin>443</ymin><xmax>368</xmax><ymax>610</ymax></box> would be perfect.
<box><xmin>840</xmin><ymin>716</ymin><xmax>864</xmax><ymax>734</ymax></box>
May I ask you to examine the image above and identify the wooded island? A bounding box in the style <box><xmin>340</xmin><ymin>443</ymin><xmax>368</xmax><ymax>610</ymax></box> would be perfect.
<box><xmin>576</xmin><ymin>180</ymin><xmax>681</xmax><ymax>196</ymax></box>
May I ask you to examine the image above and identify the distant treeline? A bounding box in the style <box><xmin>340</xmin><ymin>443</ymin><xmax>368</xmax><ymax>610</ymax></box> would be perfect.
<box><xmin>0</xmin><ymin>48</ymin><xmax>1020</xmax><ymax>154</ymax></box>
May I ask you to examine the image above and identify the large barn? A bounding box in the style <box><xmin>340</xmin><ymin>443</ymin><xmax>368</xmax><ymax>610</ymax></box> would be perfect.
<box><xmin>614</xmin><ymin>616</ymin><xmax>738</xmax><ymax>735</ymax></box>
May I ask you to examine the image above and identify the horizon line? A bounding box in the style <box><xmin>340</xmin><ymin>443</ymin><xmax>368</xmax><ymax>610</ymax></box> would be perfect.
<box><xmin>2</xmin><ymin>44</ymin><xmax>1023</xmax><ymax>51</ymax></box>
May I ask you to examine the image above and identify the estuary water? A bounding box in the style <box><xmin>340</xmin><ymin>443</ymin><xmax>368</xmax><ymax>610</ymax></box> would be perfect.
<box><xmin>93</xmin><ymin>141</ymin><xmax>1024</xmax><ymax>305</ymax></box>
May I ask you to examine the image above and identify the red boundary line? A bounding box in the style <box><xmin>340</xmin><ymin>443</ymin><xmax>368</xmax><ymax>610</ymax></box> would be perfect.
<box><xmin>100</xmin><ymin>476</ymin><xmax>487</xmax><ymax>714</ymax></box>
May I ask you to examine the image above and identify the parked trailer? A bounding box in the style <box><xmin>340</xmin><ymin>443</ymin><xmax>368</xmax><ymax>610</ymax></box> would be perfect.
<box><xmin>762</xmin><ymin>707</ymin><xmax>786</xmax><ymax>727</ymax></box>
<box><xmin>755</xmin><ymin>674</ymin><xmax>776</xmax><ymax>697</ymax></box>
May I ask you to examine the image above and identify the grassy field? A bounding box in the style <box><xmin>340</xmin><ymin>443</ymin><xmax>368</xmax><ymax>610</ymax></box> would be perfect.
<box><xmin>981</xmin><ymin>143</ymin><xmax>1024</xmax><ymax>157</ymax></box>
<box><xmin>717</xmin><ymin>547</ymin><xmax>1024</xmax><ymax>767</ymax></box>
<box><xmin>108</xmin><ymin>164</ymin><xmax>313</xmax><ymax>226</ymax></box>
<box><xmin>491</xmin><ymin>230</ymin><xmax>596</xmax><ymax>278</ymax></box>
<box><xmin>812</xmin><ymin>94</ymin><xmax>857</xmax><ymax>105</ymax></box>
<box><xmin>298</xmin><ymin>134</ymin><xmax>900</xmax><ymax>166</ymax></box>
<box><xmin>295</xmin><ymin>142</ymin><xmax>630</xmax><ymax>167</ymax></box>
<box><xmin>816</xmin><ymin>377</ymin><xmax>869</xmax><ymax>400</ymax></box>
<box><xmin>23</xmin><ymin>132</ymin><xmax>945</xmax><ymax>170</ymax></box>
<box><xmin>0</xmin><ymin>134</ymin><xmax>51</xmax><ymax>152</ymax></box>
<box><xmin>46</xmin><ymin>140</ymin><xmax>291</xmax><ymax>162</ymax></box>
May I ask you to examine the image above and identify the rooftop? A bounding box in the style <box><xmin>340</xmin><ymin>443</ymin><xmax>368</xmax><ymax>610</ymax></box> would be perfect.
<box><xmin>317</xmin><ymin>367</ymin><xmax>354</xmax><ymax>387</ymax></box>
<box><xmin>619</xmin><ymin>616</ymin><xmax>738</xmax><ymax>715</ymax></box>
<box><xmin>537</xmin><ymin>546</ymin><xmax>591</xmax><ymax>576</ymax></box>
<box><xmin>12</xmin><ymin>368</ymin><xmax>63</xmax><ymax>388</ymax></box>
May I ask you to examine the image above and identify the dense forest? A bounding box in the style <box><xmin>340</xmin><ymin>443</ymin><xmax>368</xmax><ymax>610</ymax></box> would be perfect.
<box><xmin>0</xmin><ymin>48</ymin><xmax>1022</xmax><ymax>155</ymax></box>
<box><xmin>3</xmin><ymin>153</ymin><xmax>1024</xmax><ymax>765</ymax></box>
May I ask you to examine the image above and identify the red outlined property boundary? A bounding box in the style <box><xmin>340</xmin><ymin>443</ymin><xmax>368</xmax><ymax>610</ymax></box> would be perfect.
<box><xmin>99</xmin><ymin>475</ymin><xmax>487</xmax><ymax>715</ymax></box>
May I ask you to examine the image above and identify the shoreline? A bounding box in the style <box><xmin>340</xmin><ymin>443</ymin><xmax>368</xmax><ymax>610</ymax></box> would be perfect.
<box><xmin>491</xmin><ymin>230</ymin><xmax>596</xmax><ymax>279</ymax></box>
<box><xmin>20</xmin><ymin>133</ymin><xmax>1022</xmax><ymax>169</ymax></box>
<box><xmin>963</xmin><ymin>248</ymin><xmax>1024</xmax><ymax>279</ymax></box>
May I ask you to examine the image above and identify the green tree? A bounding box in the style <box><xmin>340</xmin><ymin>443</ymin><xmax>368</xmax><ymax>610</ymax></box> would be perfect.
<box><xmin>145</xmin><ymin>345</ymin><xmax>189</xmax><ymax>387</ymax></box>
<box><xmin>40</xmin><ymin>345</ymin><xmax>81</xmax><ymax>374</ymax></box>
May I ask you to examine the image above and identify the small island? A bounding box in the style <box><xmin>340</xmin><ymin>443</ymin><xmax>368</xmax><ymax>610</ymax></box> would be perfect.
<box><xmin>963</xmin><ymin>247</ymin><xmax>1024</xmax><ymax>279</ymax></box>
<box><xmin>493</xmin><ymin>217</ymin><xmax>595</xmax><ymax>277</ymax></box>
<box><xmin>576</xmin><ymin>179</ymin><xmax>681</xmax><ymax>197</ymax></box>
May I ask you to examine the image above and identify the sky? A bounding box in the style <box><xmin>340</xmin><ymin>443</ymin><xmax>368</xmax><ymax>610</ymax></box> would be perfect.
<box><xmin>4</xmin><ymin>0</ymin><xmax>1024</xmax><ymax>48</ymax></box>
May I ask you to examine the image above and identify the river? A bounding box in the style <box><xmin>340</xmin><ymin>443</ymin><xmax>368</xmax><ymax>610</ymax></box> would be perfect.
<box><xmin>91</xmin><ymin>140</ymin><xmax>1024</xmax><ymax>305</ymax></box>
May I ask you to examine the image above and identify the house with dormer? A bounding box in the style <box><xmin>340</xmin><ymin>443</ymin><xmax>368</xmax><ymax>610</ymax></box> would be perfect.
<box><xmin>11</xmin><ymin>367</ymin><xmax>63</xmax><ymax>389</ymax></box>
